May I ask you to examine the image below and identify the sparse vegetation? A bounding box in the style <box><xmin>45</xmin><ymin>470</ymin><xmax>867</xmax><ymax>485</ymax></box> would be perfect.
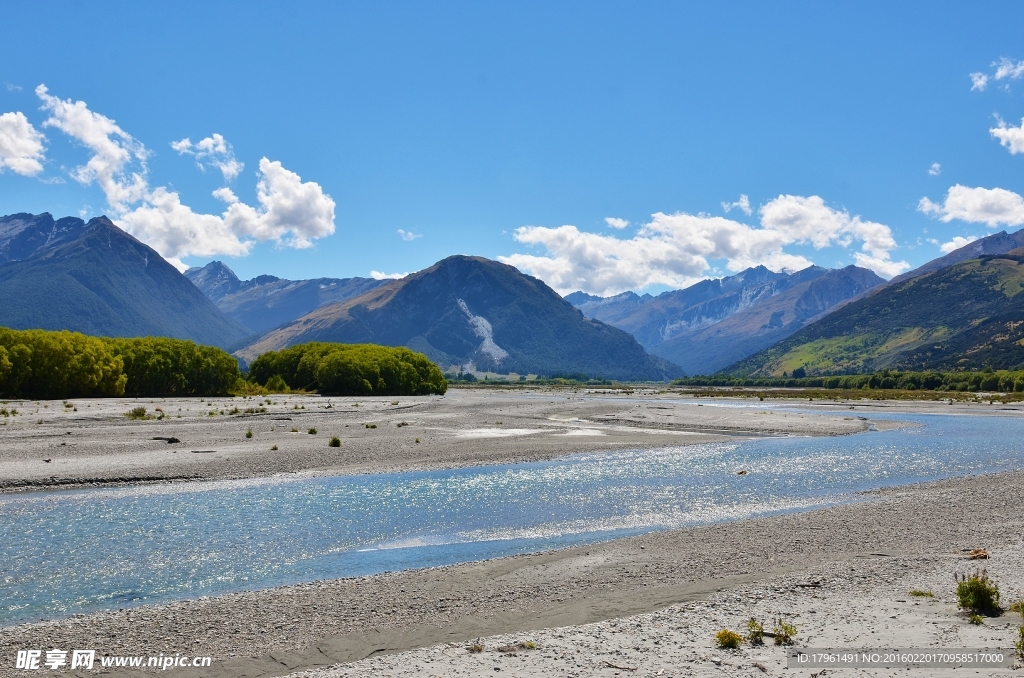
<box><xmin>745</xmin><ymin>617</ymin><xmax>764</xmax><ymax>644</ymax></box>
<box><xmin>1015</xmin><ymin>625</ymin><xmax>1024</xmax><ymax>661</ymax></box>
<box><xmin>955</xmin><ymin>569</ymin><xmax>1002</xmax><ymax>617</ymax></box>
<box><xmin>245</xmin><ymin>429</ymin><xmax>253</xmax><ymax>438</ymax></box>
<box><xmin>308</xmin><ymin>427</ymin><xmax>317</xmax><ymax>434</ymax></box>
<box><xmin>365</xmin><ymin>423</ymin><xmax>377</xmax><ymax>429</ymax></box>
<box><xmin>909</xmin><ymin>589</ymin><xmax>935</xmax><ymax>597</ymax></box>
<box><xmin>1009</xmin><ymin>599</ymin><xmax>1024</xmax><ymax>616</ymax></box>
<box><xmin>328</xmin><ymin>436</ymin><xmax>341</xmax><ymax>447</ymax></box>
<box><xmin>496</xmin><ymin>641</ymin><xmax>536</xmax><ymax>652</ymax></box>
<box><xmin>968</xmin><ymin>614</ymin><xmax>984</xmax><ymax>625</ymax></box>
<box><xmin>772</xmin><ymin>619</ymin><xmax>797</xmax><ymax>645</ymax></box>
<box><xmin>415</xmin><ymin>437</ymin><xmax>420</xmax><ymax>443</ymax></box>
<box><xmin>291</xmin><ymin>427</ymin><xmax>298</xmax><ymax>432</ymax></box>
<box><xmin>714</xmin><ymin>629</ymin><xmax>743</xmax><ymax>649</ymax></box>
<box><xmin>126</xmin><ymin>406</ymin><xmax>149</xmax><ymax>420</ymax></box>
<box><xmin>270</xmin><ymin>445</ymin><xmax>278</xmax><ymax>451</ymax></box>
<box><xmin>467</xmin><ymin>642</ymin><xmax>484</xmax><ymax>653</ymax></box>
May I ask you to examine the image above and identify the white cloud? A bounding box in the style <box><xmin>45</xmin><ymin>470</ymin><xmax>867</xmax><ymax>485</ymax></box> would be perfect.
<box><xmin>934</xmin><ymin>235</ymin><xmax>979</xmax><ymax>254</ymax></box>
<box><xmin>36</xmin><ymin>84</ymin><xmax>149</xmax><ymax>212</ymax></box>
<box><xmin>5</xmin><ymin>83</ymin><xmax>23</xmax><ymax>92</ymax></box>
<box><xmin>928</xmin><ymin>162</ymin><xmax>942</xmax><ymax>176</ymax></box>
<box><xmin>35</xmin><ymin>85</ymin><xmax>336</xmax><ymax>266</ymax></box>
<box><xmin>604</xmin><ymin>217</ymin><xmax>629</xmax><ymax>229</ymax></box>
<box><xmin>370</xmin><ymin>270</ymin><xmax>408</xmax><ymax>280</ymax></box>
<box><xmin>499</xmin><ymin>194</ymin><xmax>908</xmax><ymax>295</ymax></box>
<box><xmin>0</xmin><ymin>111</ymin><xmax>46</xmax><ymax>176</ymax></box>
<box><xmin>721</xmin><ymin>194</ymin><xmax>752</xmax><ymax>215</ymax></box>
<box><xmin>171</xmin><ymin>133</ymin><xmax>243</xmax><ymax>181</ymax></box>
<box><xmin>994</xmin><ymin>57</ymin><xmax>1024</xmax><ymax>82</ymax></box>
<box><xmin>397</xmin><ymin>228</ymin><xmax>421</xmax><ymax>241</ymax></box>
<box><xmin>971</xmin><ymin>58</ymin><xmax>1024</xmax><ymax>92</ymax></box>
<box><xmin>991</xmin><ymin>117</ymin><xmax>1024</xmax><ymax>155</ymax></box>
<box><xmin>919</xmin><ymin>184</ymin><xmax>1024</xmax><ymax>227</ymax></box>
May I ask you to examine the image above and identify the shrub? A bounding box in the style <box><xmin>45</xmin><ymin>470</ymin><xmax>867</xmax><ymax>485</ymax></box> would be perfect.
<box><xmin>308</xmin><ymin>427</ymin><xmax>317</xmax><ymax>435</ymax></box>
<box><xmin>955</xmin><ymin>569</ymin><xmax>1001</xmax><ymax>616</ymax></box>
<box><xmin>415</xmin><ymin>437</ymin><xmax>420</xmax><ymax>443</ymax></box>
<box><xmin>1015</xmin><ymin>625</ymin><xmax>1024</xmax><ymax>661</ymax></box>
<box><xmin>1008</xmin><ymin>599</ymin><xmax>1024</xmax><ymax>617</ymax></box>
<box><xmin>968</xmin><ymin>614</ymin><xmax>984</xmax><ymax>625</ymax></box>
<box><xmin>329</xmin><ymin>436</ymin><xmax>341</xmax><ymax>447</ymax></box>
<box><xmin>773</xmin><ymin>619</ymin><xmax>797</xmax><ymax>645</ymax></box>
<box><xmin>265</xmin><ymin>374</ymin><xmax>290</xmax><ymax>393</ymax></box>
<box><xmin>126</xmin><ymin>406</ymin><xmax>148</xmax><ymax>420</ymax></box>
<box><xmin>245</xmin><ymin>429</ymin><xmax>253</xmax><ymax>438</ymax></box>
<box><xmin>746</xmin><ymin>617</ymin><xmax>764</xmax><ymax>644</ymax></box>
<box><xmin>270</xmin><ymin>445</ymin><xmax>278</xmax><ymax>451</ymax></box>
<box><xmin>714</xmin><ymin>629</ymin><xmax>742</xmax><ymax>649</ymax></box>
<box><xmin>365</xmin><ymin>423</ymin><xmax>377</xmax><ymax>429</ymax></box>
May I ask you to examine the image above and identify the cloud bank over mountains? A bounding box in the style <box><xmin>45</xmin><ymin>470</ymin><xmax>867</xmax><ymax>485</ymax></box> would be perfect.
<box><xmin>500</xmin><ymin>194</ymin><xmax>910</xmax><ymax>296</ymax></box>
<box><xmin>8</xmin><ymin>85</ymin><xmax>336</xmax><ymax>269</ymax></box>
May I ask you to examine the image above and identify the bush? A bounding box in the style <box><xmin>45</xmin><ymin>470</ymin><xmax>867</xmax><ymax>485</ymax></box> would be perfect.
<box><xmin>248</xmin><ymin>342</ymin><xmax>447</xmax><ymax>396</ymax></box>
<box><xmin>265</xmin><ymin>374</ymin><xmax>290</xmax><ymax>393</ymax></box>
<box><xmin>745</xmin><ymin>617</ymin><xmax>764</xmax><ymax>644</ymax></box>
<box><xmin>328</xmin><ymin>436</ymin><xmax>341</xmax><ymax>447</ymax></box>
<box><xmin>714</xmin><ymin>629</ymin><xmax>742</xmax><ymax>649</ymax></box>
<box><xmin>126</xmin><ymin>406</ymin><xmax>148</xmax><ymax>420</ymax></box>
<box><xmin>955</xmin><ymin>569</ymin><xmax>1002</xmax><ymax>616</ymax></box>
<box><xmin>1015</xmin><ymin>625</ymin><xmax>1024</xmax><ymax>661</ymax></box>
<box><xmin>773</xmin><ymin>619</ymin><xmax>797</xmax><ymax>645</ymax></box>
<box><xmin>308</xmin><ymin>427</ymin><xmax>317</xmax><ymax>435</ymax></box>
<box><xmin>245</xmin><ymin>429</ymin><xmax>253</xmax><ymax>438</ymax></box>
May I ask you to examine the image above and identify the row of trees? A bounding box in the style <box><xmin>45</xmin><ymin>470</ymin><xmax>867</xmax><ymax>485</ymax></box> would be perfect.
<box><xmin>248</xmin><ymin>342</ymin><xmax>447</xmax><ymax>395</ymax></box>
<box><xmin>674</xmin><ymin>369</ymin><xmax>1024</xmax><ymax>393</ymax></box>
<box><xmin>0</xmin><ymin>328</ymin><xmax>240</xmax><ymax>399</ymax></box>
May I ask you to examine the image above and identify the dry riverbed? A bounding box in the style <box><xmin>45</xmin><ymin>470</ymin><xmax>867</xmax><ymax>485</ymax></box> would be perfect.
<box><xmin>1</xmin><ymin>389</ymin><xmax>1022</xmax><ymax>677</ymax></box>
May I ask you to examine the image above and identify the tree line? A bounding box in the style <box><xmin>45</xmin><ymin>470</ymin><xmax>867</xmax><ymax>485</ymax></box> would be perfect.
<box><xmin>248</xmin><ymin>342</ymin><xmax>447</xmax><ymax>396</ymax></box>
<box><xmin>674</xmin><ymin>369</ymin><xmax>1024</xmax><ymax>393</ymax></box>
<box><xmin>0</xmin><ymin>328</ymin><xmax>240</xmax><ymax>399</ymax></box>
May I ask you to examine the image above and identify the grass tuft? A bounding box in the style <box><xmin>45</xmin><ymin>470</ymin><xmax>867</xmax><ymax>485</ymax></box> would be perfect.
<box><xmin>270</xmin><ymin>445</ymin><xmax>278</xmax><ymax>451</ymax></box>
<box><xmin>909</xmin><ymin>589</ymin><xmax>935</xmax><ymax>597</ymax></box>
<box><xmin>308</xmin><ymin>427</ymin><xmax>317</xmax><ymax>435</ymax></box>
<box><xmin>772</xmin><ymin>618</ymin><xmax>797</xmax><ymax>645</ymax></box>
<box><xmin>329</xmin><ymin>436</ymin><xmax>341</xmax><ymax>447</ymax></box>
<box><xmin>126</xmin><ymin>406</ymin><xmax>149</xmax><ymax>420</ymax></box>
<box><xmin>245</xmin><ymin>429</ymin><xmax>253</xmax><ymax>438</ymax></box>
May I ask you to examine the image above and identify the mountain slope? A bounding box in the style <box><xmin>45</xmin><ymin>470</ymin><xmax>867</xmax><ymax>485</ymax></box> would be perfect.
<box><xmin>652</xmin><ymin>266</ymin><xmax>884</xmax><ymax>374</ymax></box>
<box><xmin>0</xmin><ymin>214</ymin><xmax>251</xmax><ymax>349</ymax></box>
<box><xmin>888</xmin><ymin>229</ymin><xmax>1024</xmax><ymax>286</ymax></box>
<box><xmin>727</xmin><ymin>254</ymin><xmax>1024</xmax><ymax>375</ymax></box>
<box><xmin>185</xmin><ymin>261</ymin><xmax>386</xmax><ymax>333</ymax></box>
<box><xmin>238</xmin><ymin>255</ymin><xmax>680</xmax><ymax>380</ymax></box>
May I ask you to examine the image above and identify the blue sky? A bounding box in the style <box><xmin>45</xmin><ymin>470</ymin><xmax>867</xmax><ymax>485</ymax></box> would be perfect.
<box><xmin>2</xmin><ymin>1</ymin><xmax>1024</xmax><ymax>295</ymax></box>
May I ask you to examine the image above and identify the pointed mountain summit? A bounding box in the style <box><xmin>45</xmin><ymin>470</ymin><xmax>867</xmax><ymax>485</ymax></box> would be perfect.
<box><xmin>238</xmin><ymin>255</ymin><xmax>680</xmax><ymax>381</ymax></box>
<box><xmin>185</xmin><ymin>261</ymin><xmax>386</xmax><ymax>334</ymax></box>
<box><xmin>0</xmin><ymin>213</ymin><xmax>250</xmax><ymax>348</ymax></box>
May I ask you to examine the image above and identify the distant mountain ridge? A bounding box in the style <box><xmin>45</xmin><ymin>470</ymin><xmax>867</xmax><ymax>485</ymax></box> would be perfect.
<box><xmin>0</xmin><ymin>213</ymin><xmax>251</xmax><ymax>348</ymax></box>
<box><xmin>185</xmin><ymin>261</ymin><xmax>386</xmax><ymax>334</ymax></box>
<box><xmin>888</xmin><ymin>229</ymin><xmax>1024</xmax><ymax>286</ymax></box>
<box><xmin>728</xmin><ymin>252</ymin><xmax>1024</xmax><ymax>375</ymax></box>
<box><xmin>566</xmin><ymin>264</ymin><xmax>883</xmax><ymax>373</ymax></box>
<box><xmin>238</xmin><ymin>255</ymin><xmax>680</xmax><ymax>381</ymax></box>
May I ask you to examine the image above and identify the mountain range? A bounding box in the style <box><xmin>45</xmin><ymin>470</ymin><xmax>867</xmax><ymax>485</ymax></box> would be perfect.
<box><xmin>0</xmin><ymin>213</ymin><xmax>250</xmax><ymax>349</ymax></box>
<box><xmin>185</xmin><ymin>261</ymin><xmax>386</xmax><ymax>334</ymax></box>
<box><xmin>237</xmin><ymin>255</ymin><xmax>680</xmax><ymax>381</ymax></box>
<box><xmin>729</xmin><ymin>235</ymin><xmax>1024</xmax><ymax>375</ymax></box>
<box><xmin>566</xmin><ymin>264</ymin><xmax>884</xmax><ymax>373</ymax></box>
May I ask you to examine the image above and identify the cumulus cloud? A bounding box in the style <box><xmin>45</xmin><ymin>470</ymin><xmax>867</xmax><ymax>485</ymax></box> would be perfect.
<box><xmin>397</xmin><ymin>229</ymin><xmax>421</xmax><ymax>241</ymax></box>
<box><xmin>34</xmin><ymin>86</ymin><xmax>336</xmax><ymax>268</ymax></box>
<box><xmin>499</xmin><ymin>195</ymin><xmax>908</xmax><ymax>295</ymax></box>
<box><xmin>721</xmin><ymin>194</ymin><xmax>752</xmax><ymax>215</ymax></box>
<box><xmin>970</xmin><ymin>72</ymin><xmax>989</xmax><ymax>91</ymax></box>
<box><xmin>171</xmin><ymin>133</ymin><xmax>243</xmax><ymax>181</ymax></box>
<box><xmin>929</xmin><ymin>235</ymin><xmax>979</xmax><ymax>254</ymax></box>
<box><xmin>991</xmin><ymin>117</ymin><xmax>1024</xmax><ymax>155</ymax></box>
<box><xmin>919</xmin><ymin>185</ymin><xmax>1024</xmax><ymax>227</ymax></box>
<box><xmin>604</xmin><ymin>217</ymin><xmax>629</xmax><ymax>229</ymax></box>
<box><xmin>928</xmin><ymin>162</ymin><xmax>942</xmax><ymax>176</ymax></box>
<box><xmin>0</xmin><ymin>111</ymin><xmax>46</xmax><ymax>175</ymax></box>
<box><xmin>370</xmin><ymin>270</ymin><xmax>408</xmax><ymax>280</ymax></box>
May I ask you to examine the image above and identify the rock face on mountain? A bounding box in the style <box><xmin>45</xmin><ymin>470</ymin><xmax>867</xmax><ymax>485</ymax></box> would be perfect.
<box><xmin>728</xmin><ymin>253</ymin><xmax>1024</xmax><ymax>375</ymax></box>
<box><xmin>655</xmin><ymin>266</ymin><xmax>885</xmax><ymax>374</ymax></box>
<box><xmin>238</xmin><ymin>255</ymin><xmax>680</xmax><ymax>381</ymax></box>
<box><xmin>185</xmin><ymin>261</ymin><xmax>386</xmax><ymax>334</ymax></box>
<box><xmin>566</xmin><ymin>265</ymin><xmax>883</xmax><ymax>373</ymax></box>
<box><xmin>0</xmin><ymin>213</ymin><xmax>251</xmax><ymax>349</ymax></box>
<box><xmin>888</xmin><ymin>229</ymin><xmax>1024</xmax><ymax>286</ymax></box>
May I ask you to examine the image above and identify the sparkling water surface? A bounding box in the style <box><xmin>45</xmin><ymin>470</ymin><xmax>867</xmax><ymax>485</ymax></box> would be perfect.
<box><xmin>2</xmin><ymin>410</ymin><xmax>1023</xmax><ymax>625</ymax></box>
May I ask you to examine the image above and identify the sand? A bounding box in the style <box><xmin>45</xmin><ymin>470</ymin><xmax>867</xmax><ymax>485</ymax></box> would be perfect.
<box><xmin>1</xmin><ymin>389</ymin><xmax>1022</xmax><ymax>677</ymax></box>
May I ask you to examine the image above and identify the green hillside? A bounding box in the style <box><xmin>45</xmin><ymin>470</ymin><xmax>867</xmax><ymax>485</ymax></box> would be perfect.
<box><xmin>727</xmin><ymin>254</ymin><xmax>1024</xmax><ymax>376</ymax></box>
